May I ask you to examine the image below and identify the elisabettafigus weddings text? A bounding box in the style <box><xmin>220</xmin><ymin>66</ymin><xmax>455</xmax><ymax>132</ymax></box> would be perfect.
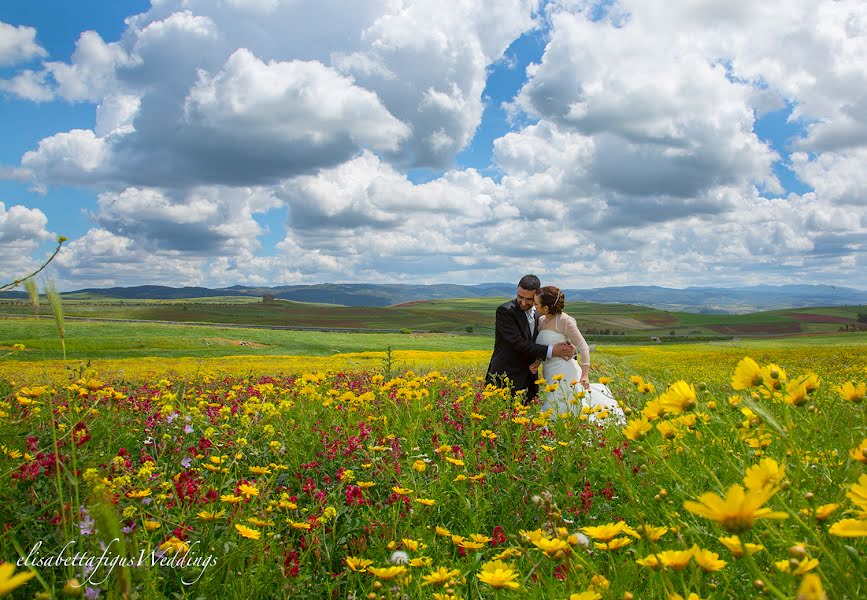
<box><xmin>17</xmin><ymin>539</ymin><xmax>218</xmax><ymax>586</ymax></box>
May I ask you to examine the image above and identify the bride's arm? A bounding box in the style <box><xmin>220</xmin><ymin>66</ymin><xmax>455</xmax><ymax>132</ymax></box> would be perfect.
<box><xmin>561</xmin><ymin>314</ymin><xmax>591</xmax><ymax>389</ymax></box>
<box><xmin>560</xmin><ymin>314</ymin><xmax>590</xmax><ymax>366</ymax></box>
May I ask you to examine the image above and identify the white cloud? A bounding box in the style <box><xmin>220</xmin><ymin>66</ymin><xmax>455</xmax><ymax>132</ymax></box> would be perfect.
<box><xmin>0</xmin><ymin>202</ymin><xmax>52</xmax><ymax>275</ymax></box>
<box><xmin>4</xmin><ymin>1</ymin><xmax>867</xmax><ymax>290</ymax></box>
<box><xmin>12</xmin><ymin>1</ymin><xmax>538</xmax><ymax>188</ymax></box>
<box><xmin>0</xmin><ymin>21</ymin><xmax>46</xmax><ymax>66</ymax></box>
<box><xmin>791</xmin><ymin>149</ymin><xmax>867</xmax><ymax>206</ymax></box>
<box><xmin>0</xmin><ymin>69</ymin><xmax>53</xmax><ymax>102</ymax></box>
<box><xmin>183</xmin><ymin>48</ymin><xmax>410</xmax><ymax>152</ymax></box>
<box><xmin>21</xmin><ymin>129</ymin><xmax>110</xmax><ymax>184</ymax></box>
<box><xmin>91</xmin><ymin>186</ymin><xmax>282</xmax><ymax>255</ymax></box>
<box><xmin>46</xmin><ymin>30</ymin><xmax>137</xmax><ymax>102</ymax></box>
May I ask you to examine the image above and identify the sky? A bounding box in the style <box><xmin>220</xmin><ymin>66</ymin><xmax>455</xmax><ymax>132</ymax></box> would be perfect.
<box><xmin>0</xmin><ymin>0</ymin><xmax>865</xmax><ymax>292</ymax></box>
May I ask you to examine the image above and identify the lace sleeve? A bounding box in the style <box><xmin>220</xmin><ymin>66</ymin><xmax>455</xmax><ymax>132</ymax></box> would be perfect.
<box><xmin>559</xmin><ymin>313</ymin><xmax>590</xmax><ymax>366</ymax></box>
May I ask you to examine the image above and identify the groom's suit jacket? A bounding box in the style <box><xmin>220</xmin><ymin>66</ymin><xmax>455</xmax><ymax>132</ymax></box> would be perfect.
<box><xmin>485</xmin><ymin>299</ymin><xmax>549</xmax><ymax>400</ymax></box>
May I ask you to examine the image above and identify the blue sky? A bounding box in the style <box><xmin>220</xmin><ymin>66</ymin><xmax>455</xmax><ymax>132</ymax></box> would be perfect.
<box><xmin>1</xmin><ymin>0</ymin><xmax>864</xmax><ymax>291</ymax></box>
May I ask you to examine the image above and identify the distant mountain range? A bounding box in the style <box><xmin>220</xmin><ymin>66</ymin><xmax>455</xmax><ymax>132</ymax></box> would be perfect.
<box><xmin>2</xmin><ymin>283</ymin><xmax>865</xmax><ymax>314</ymax></box>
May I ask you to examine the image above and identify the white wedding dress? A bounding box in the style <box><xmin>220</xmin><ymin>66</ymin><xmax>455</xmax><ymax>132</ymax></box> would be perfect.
<box><xmin>536</xmin><ymin>328</ymin><xmax>625</xmax><ymax>424</ymax></box>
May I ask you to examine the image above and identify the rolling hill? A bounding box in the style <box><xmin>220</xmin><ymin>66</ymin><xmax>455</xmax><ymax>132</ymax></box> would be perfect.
<box><xmin>2</xmin><ymin>283</ymin><xmax>865</xmax><ymax>313</ymax></box>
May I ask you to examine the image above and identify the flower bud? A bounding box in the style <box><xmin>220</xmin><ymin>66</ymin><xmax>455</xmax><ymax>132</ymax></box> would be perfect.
<box><xmin>62</xmin><ymin>580</ymin><xmax>83</xmax><ymax>597</ymax></box>
<box><xmin>788</xmin><ymin>545</ymin><xmax>807</xmax><ymax>559</ymax></box>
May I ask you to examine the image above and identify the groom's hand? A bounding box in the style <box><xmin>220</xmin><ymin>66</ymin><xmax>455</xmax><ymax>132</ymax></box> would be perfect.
<box><xmin>553</xmin><ymin>342</ymin><xmax>575</xmax><ymax>359</ymax></box>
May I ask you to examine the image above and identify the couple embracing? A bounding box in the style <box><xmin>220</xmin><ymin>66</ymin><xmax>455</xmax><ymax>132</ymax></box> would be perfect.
<box><xmin>485</xmin><ymin>274</ymin><xmax>591</xmax><ymax>415</ymax></box>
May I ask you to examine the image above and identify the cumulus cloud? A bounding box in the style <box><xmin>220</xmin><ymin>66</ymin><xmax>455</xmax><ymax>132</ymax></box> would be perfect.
<box><xmin>0</xmin><ymin>21</ymin><xmax>46</xmax><ymax>66</ymax></box>
<box><xmin>90</xmin><ymin>185</ymin><xmax>282</xmax><ymax>255</ymax></box>
<box><xmin>0</xmin><ymin>202</ymin><xmax>52</xmax><ymax>274</ymax></box>
<box><xmin>11</xmin><ymin>1</ymin><xmax>538</xmax><ymax>188</ymax></box>
<box><xmin>3</xmin><ymin>1</ymin><xmax>867</xmax><ymax>290</ymax></box>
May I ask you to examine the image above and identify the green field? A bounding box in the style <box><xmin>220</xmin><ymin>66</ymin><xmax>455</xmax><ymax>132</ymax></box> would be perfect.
<box><xmin>2</xmin><ymin>296</ymin><xmax>864</xmax><ymax>342</ymax></box>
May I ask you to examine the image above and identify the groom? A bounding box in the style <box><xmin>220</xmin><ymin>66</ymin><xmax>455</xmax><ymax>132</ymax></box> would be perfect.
<box><xmin>485</xmin><ymin>274</ymin><xmax>575</xmax><ymax>401</ymax></box>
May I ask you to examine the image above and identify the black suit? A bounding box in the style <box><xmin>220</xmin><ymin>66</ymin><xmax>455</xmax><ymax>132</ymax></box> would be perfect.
<box><xmin>485</xmin><ymin>299</ymin><xmax>549</xmax><ymax>400</ymax></box>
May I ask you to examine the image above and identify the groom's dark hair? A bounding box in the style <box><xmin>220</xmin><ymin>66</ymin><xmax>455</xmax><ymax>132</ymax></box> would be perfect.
<box><xmin>517</xmin><ymin>274</ymin><xmax>541</xmax><ymax>291</ymax></box>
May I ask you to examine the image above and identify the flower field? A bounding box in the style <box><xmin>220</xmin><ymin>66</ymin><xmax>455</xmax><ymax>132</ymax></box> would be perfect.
<box><xmin>0</xmin><ymin>344</ymin><xmax>865</xmax><ymax>599</ymax></box>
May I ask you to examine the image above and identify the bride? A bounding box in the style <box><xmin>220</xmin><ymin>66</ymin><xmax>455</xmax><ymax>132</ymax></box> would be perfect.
<box><xmin>532</xmin><ymin>286</ymin><xmax>625</xmax><ymax>424</ymax></box>
<box><xmin>532</xmin><ymin>286</ymin><xmax>591</xmax><ymax>417</ymax></box>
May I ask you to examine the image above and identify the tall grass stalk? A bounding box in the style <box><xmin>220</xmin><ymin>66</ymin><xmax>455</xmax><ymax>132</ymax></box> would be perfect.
<box><xmin>45</xmin><ymin>279</ymin><xmax>66</xmax><ymax>361</ymax></box>
<box><xmin>24</xmin><ymin>278</ymin><xmax>40</xmax><ymax>320</ymax></box>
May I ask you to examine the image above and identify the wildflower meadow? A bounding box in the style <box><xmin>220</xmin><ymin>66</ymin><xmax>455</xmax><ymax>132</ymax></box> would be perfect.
<box><xmin>0</xmin><ymin>339</ymin><xmax>864</xmax><ymax>599</ymax></box>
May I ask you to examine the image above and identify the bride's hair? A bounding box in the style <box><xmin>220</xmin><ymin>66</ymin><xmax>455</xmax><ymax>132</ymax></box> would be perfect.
<box><xmin>536</xmin><ymin>286</ymin><xmax>565</xmax><ymax>314</ymax></box>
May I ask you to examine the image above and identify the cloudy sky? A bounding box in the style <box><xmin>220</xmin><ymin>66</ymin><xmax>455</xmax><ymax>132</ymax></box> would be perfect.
<box><xmin>1</xmin><ymin>0</ymin><xmax>865</xmax><ymax>291</ymax></box>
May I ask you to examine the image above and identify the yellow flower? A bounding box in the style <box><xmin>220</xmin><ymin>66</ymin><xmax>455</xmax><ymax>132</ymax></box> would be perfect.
<box><xmin>480</xmin><ymin>429</ymin><xmax>497</xmax><ymax>440</ymax></box>
<box><xmin>656</xmin><ymin>548</ymin><xmax>694</xmax><ymax>570</ymax></box>
<box><xmin>477</xmin><ymin>560</ymin><xmax>520</xmax><ymax>590</ymax></box>
<box><xmin>459</xmin><ymin>540</ymin><xmax>486</xmax><ymax>550</ymax></box>
<box><xmin>796</xmin><ymin>574</ymin><xmax>827</xmax><ymax>600</ymax></box>
<box><xmin>234</xmin><ymin>524</ymin><xmax>261</xmax><ymax>540</ymax></box>
<box><xmin>784</xmin><ymin>380</ymin><xmax>809</xmax><ymax>406</ymax></box>
<box><xmin>531</xmin><ymin>537</ymin><xmax>571</xmax><ymax>557</ymax></box>
<box><xmin>658</xmin><ymin>381</ymin><xmax>696</xmax><ymax>414</ymax></box>
<box><xmin>622</xmin><ymin>416</ymin><xmax>652</xmax><ymax>441</ymax></box>
<box><xmin>743</xmin><ymin>458</ymin><xmax>786</xmax><ymax>491</ymax></box>
<box><xmin>357</xmin><ymin>481</ymin><xmax>376</xmax><ymax>489</ymax></box>
<box><xmin>828</xmin><ymin>519</ymin><xmax>867</xmax><ymax>537</ymax></box>
<box><xmin>760</xmin><ymin>363</ymin><xmax>787</xmax><ymax>390</ymax></box>
<box><xmin>392</xmin><ymin>486</ymin><xmax>413</xmax><ymax>495</ymax></box>
<box><xmin>412</xmin><ymin>460</ymin><xmax>427</xmax><ymax>472</ymax></box>
<box><xmin>731</xmin><ymin>357</ymin><xmax>762</xmax><ymax>390</ymax></box>
<box><xmin>0</xmin><ymin>562</ymin><xmax>36</xmax><ymax>595</ymax></box>
<box><xmin>801</xmin><ymin>503</ymin><xmax>840</xmax><ymax>521</ymax></box>
<box><xmin>238</xmin><ymin>483</ymin><xmax>259</xmax><ymax>499</ymax></box>
<box><xmin>692</xmin><ymin>546</ymin><xmax>727</xmax><ymax>572</ymax></box>
<box><xmin>570</xmin><ymin>591</ymin><xmax>602</xmax><ymax>600</ymax></box>
<box><xmin>160</xmin><ymin>536</ymin><xmax>191</xmax><ymax>554</ymax></box>
<box><xmin>126</xmin><ymin>488</ymin><xmax>152</xmax><ymax>499</ymax></box>
<box><xmin>775</xmin><ymin>557</ymin><xmax>819</xmax><ymax>575</ymax></box>
<box><xmin>598</xmin><ymin>377</ymin><xmax>612</xmax><ymax>384</ymax></box>
<box><xmin>408</xmin><ymin>557</ymin><xmax>432</xmax><ymax>568</ymax></box>
<box><xmin>850</xmin><ymin>439</ymin><xmax>867</xmax><ymax>464</ymax></box>
<box><xmin>581</xmin><ymin>522</ymin><xmax>638</xmax><ymax>542</ymax></box>
<box><xmin>367</xmin><ymin>565</ymin><xmax>408</xmax><ymax>580</ymax></box>
<box><xmin>642</xmin><ymin>398</ymin><xmax>666</xmax><ymax>421</ymax></box>
<box><xmin>846</xmin><ymin>474</ymin><xmax>867</xmax><ymax>512</ymax></box>
<box><xmin>143</xmin><ymin>520</ymin><xmax>161</xmax><ymax>531</ymax></box>
<box><xmin>445</xmin><ymin>457</ymin><xmax>464</xmax><ymax>466</ymax></box>
<box><xmin>718</xmin><ymin>535</ymin><xmax>764</xmax><ymax>557</ymax></box>
<box><xmin>221</xmin><ymin>493</ymin><xmax>243</xmax><ymax>504</ymax></box>
<box><xmin>594</xmin><ymin>537</ymin><xmax>632</xmax><ymax>550</ymax></box>
<box><xmin>249</xmin><ymin>466</ymin><xmax>272</xmax><ymax>475</ymax></box>
<box><xmin>656</xmin><ymin>420</ymin><xmax>679</xmax><ymax>439</ymax></box>
<box><xmin>415</xmin><ymin>498</ymin><xmax>436</xmax><ymax>506</ymax></box>
<box><xmin>636</xmin><ymin>524</ymin><xmax>668</xmax><ymax>541</ymax></box>
<box><xmin>345</xmin><ymin>556</ymin><xmax>373</xmax><ymax>572</ymax></box>
<box><xmin>684</xmin><ymin>484</ymin><xmax>788</xmax><ymax>533</ymax></box>
<box><xmin>401</xmin><ymin>538</ymin><xmax>422</xmax><ymax>551</ymax></box>
<box><xmin>197</xmin><ymin>509</ymin><xmax>226</xmax><ymax>521</ymax></box>
<box><xmin>289</xmin><ymin>520</ymin><xmax>311</xmax><ymax>530</ymax></box>
<box><xmin>636</xmin><ymin>554</ymin><xmax>663</xmax><ymax>569</ymax></box>
<box><xmin>434</xmin><ymin>526</ymin><xmax>451</xmax><ymax>537</ymax></box>
<box><xmin>839</xmin><ymin>381</ymin><xmax>865</xmax><ymax>403</ymax></box>
<box><xmin>421</xmin><ymin>566</ymin><xmax>460</xmax><ymax>586</ymax></box>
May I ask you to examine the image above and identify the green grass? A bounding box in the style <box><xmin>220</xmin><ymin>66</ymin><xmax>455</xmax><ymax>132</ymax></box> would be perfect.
<box><xmin>2</xmin><ymin>297</ymin><xmax>865</xmax><ymax>361</ymax></box>
<box><xmin>0</xmin><ymin>319</ymin><xmax>492</xmax><ymax>361</ymax></box>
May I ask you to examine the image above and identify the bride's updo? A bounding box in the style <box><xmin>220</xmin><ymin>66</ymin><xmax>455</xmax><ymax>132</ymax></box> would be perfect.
<box><xmin>536</xmin><ymin>286</ymin><xmax>565</xmax><ymax>315</ymax></box>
